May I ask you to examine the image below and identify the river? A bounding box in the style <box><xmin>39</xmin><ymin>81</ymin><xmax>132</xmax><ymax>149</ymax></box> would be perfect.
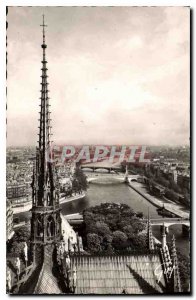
<box><xmin>60</xmin><ymin>181</ymin><xmax>190</xmax><ymax>257</ymax></box>
<box><xmin>14</xmin><ymin>180</ymin><xmax>189</xmax><ymax>257</ymax></box>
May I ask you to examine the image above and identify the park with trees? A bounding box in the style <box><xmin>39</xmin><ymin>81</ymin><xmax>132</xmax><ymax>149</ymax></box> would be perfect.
<box><xmin>81</xmin><ymin>203</ymin><xmax>147</xmax><ymax>254</ymax></box>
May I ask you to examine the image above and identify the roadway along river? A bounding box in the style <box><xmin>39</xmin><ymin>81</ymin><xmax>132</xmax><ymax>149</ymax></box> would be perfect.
<box><xmin>60</xmin><ymin>181</ymin><xmax>190</xmax><ymax>257</ymax></box>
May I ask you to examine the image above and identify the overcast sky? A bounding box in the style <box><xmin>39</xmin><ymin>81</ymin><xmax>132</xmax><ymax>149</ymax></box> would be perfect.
<box><xmin>7</xmin><ymin>6</ymin><xmax>190</xmax><ymax>146</ymax></box>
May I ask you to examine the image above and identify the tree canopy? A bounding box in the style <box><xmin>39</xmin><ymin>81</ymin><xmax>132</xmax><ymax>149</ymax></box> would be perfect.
<box><xmin>82</xmin><ymin>203</ymin><xmax>146</xmax><ymax>253</ymax></box>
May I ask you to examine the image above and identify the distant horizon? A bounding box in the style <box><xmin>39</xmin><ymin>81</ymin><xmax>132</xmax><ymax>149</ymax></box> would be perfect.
<box><xmin>6</xmin><ymin>143</ymin><xmax>190</xmax><ymax>148</ymax></box>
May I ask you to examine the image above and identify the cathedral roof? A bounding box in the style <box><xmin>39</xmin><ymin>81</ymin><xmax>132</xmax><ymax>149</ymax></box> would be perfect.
<box><xmin>69</xmin><ymin>253</ymin><xmax>166</xmax><ymax>294</ymax></box>
<box><xmin>34</xmin><ymin>263</ymin><xmax>62</xmax><ymax>294</ymax></box>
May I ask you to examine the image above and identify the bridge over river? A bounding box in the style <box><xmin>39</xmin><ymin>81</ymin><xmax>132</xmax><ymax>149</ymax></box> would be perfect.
<box><xmin>143</xmin><ymin>217</ymin><xmax>190</xmax><ymax>236</ymax></box>
<box><xmin>86</xmin><ymin>172</ymin><xmax>126</xmax><ymax>183</ymax></box>
<box><xmin>83</xmin><ymin>164</ymin><xmax>139</xmax><ymax>184</ymax></box>
<box><xmin>142</xmin><ymin>217</ymin><xmax>190</xmax><ymax>227</ymax></box>
<box><xmin>81</xmin><ymin>161</ymin><xmax>122</xmax><ymax>173</ymax></box>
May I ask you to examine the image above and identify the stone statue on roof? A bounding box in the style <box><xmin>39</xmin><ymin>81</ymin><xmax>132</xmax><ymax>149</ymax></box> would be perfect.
<box><xmin>24</xmin><ymin>242</ymin><xmax>28</xmax><ymax>264</ymax></box>
<box><xmin>7</xmin><ymin>269</ymin><xmax>12</xmax><ymax>292</ymax></box>
<box><xmin>15</xmin><ymin>257</ymin><xmax>20</xmax><ymax>280</ymax></box>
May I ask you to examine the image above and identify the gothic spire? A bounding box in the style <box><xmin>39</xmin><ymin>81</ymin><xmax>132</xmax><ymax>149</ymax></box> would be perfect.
<box><xmin>30</xmin><ymin>17</ymin><xmax>62</xmax><ymax>263</ymax></box>
<box><xmin>32</xmin><ymin>15</ymin><xmax>58</xmax><ymax>207</ymax></box>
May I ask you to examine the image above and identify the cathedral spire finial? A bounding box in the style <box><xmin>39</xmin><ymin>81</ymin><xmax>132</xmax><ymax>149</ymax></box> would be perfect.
<box><xmin>147</xmin><ymin>208</ymin><xmax>154</xmax><ymax>250</ymax></box>
<box><xmin>40</xmin><ymin>14</ymin><xmax>47</xmax><ymax>46</ymax></box>
<box><xmin>38</xmin><ymin>15</ymin><xmax>51</xmax><ymax>155</ymax></box>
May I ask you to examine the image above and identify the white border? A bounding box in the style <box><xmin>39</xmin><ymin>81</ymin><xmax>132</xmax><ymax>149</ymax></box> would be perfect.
<box><xmin>3</xmin><ymin>0</ymin><xmax>195</xmax><ymax>6</ymax></box>
<box><xmin>1</xmin><ymin>1</ymin><xmax>194</xmax><ymax>299</ymax></box>
<box><xmin>0</xmin><ymin>0</ymin><xmax>7</xmax><ymax>298</ymax></box>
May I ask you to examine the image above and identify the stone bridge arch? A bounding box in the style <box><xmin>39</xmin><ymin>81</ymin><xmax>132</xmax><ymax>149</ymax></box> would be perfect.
<box><xmin>81</xmin><ymin>167</ymin><xmax>94</xmax><ymax>172</ymax></box>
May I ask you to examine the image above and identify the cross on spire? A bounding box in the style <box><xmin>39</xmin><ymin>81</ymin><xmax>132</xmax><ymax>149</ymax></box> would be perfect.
<box><xmin>40</xmin><ymin>14</ymin><xmax>48</xmax><ymax>46</ymax></box>
<box><xmin>40</xmin><ymin>14</ymin><xmax>47</xmax><ymax>28</ymax></box>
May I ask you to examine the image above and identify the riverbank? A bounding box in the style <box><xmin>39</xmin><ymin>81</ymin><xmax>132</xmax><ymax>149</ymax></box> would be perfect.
<box><xmin>60</xmin><ymin>192</ymin><xmax>86</xmax><ymax>204</ymax></box>
<box><xmin>12</xmin><ymin>201</ymin><xmax>32</xmax><ymax>215</ymax></box>
<box><xmin>128</xmin><ymin>180</ymin><xmax>189</xmax><ymax>219</ymax></box>
<box><xmin>12</xmin><ymin>192</ymin><xmax>86</xmax><ymax>215</ymax></box>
